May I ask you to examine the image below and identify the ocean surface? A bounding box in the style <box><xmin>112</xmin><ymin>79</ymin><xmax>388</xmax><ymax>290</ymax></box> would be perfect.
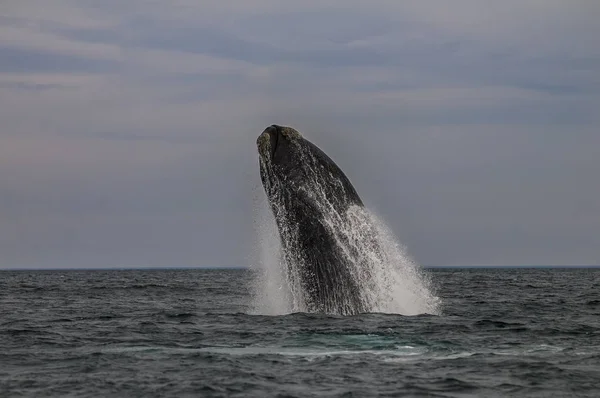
<box><xmin>1</xmin><ymin>268</ymin><xmax>599</xmax><ymax>397</ymax></box>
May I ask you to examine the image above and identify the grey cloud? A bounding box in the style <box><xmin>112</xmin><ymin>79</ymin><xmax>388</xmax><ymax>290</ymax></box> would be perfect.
<box><xmin>0</xmin><ymin>81</ymin><xmax>72</xmax><ymax>91</ymax></box>
<box><xmin>0</xmin><ymin>46</ymin><xmax>118</xmax><ymax>73</ymax></box>
<box><xmin>82</xmin><ymin>131</ymin><xmax>204</xmax><ymax>144</ymax></box>
<box><xmin>38</xmin><ymin>4</ymin><xmax>599</xmax><ymax>99</ymax></box>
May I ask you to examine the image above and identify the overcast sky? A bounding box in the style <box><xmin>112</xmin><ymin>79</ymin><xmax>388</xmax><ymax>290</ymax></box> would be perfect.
<box><xmin>1</xmin><ymin>1</ymin><xmax>599</xmax><ymax>268</ymax></box>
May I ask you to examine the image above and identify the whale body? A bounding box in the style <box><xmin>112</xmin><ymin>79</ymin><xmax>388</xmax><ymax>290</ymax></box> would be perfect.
<box><xmin>257</xmin><ymin>125</ymin><xmax>377</xmax><ymax>315</ymax></box>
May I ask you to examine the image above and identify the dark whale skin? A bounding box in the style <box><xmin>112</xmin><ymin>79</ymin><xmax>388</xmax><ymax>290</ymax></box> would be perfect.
<box><xmin>257</xmin><ymin>125</ymin><xmax>369</xmax><ymax>315</ymax></box>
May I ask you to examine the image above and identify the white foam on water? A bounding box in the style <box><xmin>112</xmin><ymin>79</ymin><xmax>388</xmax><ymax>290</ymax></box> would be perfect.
<box><xmin>102</xmin><ymin>345</ymin><xmax>426</xmax><ymax>359</ymax></box>
<box><xmin>382</xmin><ymin>351</ymin><xmax>474</xmax><ymax>363</ymax></box>
<box><xmin>197</xmin><ymin>345</ymin><xmax>426</xmax><ymax>358</ymax></box>
<box><xmin>492</xmin><ymin>345</ymin><xmax>566</xmax><ymax>356</ymax></box>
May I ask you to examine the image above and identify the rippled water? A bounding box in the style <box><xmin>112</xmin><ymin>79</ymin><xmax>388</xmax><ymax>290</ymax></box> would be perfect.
<box><xmin>1</xmin><ymin>268</ymin><xmax>599</xmax><ymax>397</ymax></box>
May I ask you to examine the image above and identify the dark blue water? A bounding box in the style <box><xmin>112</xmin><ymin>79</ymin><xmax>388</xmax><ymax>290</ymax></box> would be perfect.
<box><xmin>1</xmin><ymin>268</ymin><xmax>599</xmax><ymax>397</ymax></box>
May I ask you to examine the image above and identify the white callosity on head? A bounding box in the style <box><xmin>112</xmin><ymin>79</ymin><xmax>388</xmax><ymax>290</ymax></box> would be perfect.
<box><xmin>256</xmin><ymin>132</ymin><xmax>271</xmax><ymax>160</ymax></box>
<box><xmin>279</xmin><ymin>126</ymin><xmax>302</xmax><ymax>141</ymax></box>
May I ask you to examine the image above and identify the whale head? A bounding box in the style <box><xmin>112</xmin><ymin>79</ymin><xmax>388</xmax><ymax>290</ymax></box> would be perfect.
<box><xmin>257</xmin><ymin>125</ymin><xmax>302</xmax><ymax>165</ymax></box>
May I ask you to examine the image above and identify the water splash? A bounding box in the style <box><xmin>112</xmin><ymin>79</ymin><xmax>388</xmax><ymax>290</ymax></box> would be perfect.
<box><xmin>249</xmin><ymin>195</ymin><xmax>294</xmax><ymax>315</ymax></box>
<box><xmin>250</xmin><ymin>193</ymin><xmax>440</xmax><ymax>316</ymax></box>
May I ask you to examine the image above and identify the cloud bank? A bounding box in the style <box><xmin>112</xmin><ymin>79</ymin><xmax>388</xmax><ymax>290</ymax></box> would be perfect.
<box><xmin>1</xmin><ymin>1</ymin><xmax>599</xmax><ymax>268</ymax></box>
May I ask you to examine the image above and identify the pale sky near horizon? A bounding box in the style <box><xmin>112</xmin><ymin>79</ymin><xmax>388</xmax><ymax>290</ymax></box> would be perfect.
<box><xmin>1</xmin><ymin>1</ymin><xmax>599</xmax><ymax>269</ymax></box>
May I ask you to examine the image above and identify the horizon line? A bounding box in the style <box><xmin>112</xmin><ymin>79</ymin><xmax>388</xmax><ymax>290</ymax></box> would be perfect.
<box><xmin>1</xmin><ymin>265</ymin><xmax>600</xmax><ymax>271</ymax></box>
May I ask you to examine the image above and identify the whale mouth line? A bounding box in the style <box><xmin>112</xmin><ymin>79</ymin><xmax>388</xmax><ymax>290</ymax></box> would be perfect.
<box><xmin>270</xmin><ymin>126</ymin><xmax>279</xmax><ymax>159</ymax></box>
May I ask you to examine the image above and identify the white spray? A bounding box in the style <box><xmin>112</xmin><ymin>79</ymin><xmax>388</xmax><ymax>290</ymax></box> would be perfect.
<box><xmin>250</xmin><ymin>187</ymin><xmax>440</xmax><ymax>316</ymax></box>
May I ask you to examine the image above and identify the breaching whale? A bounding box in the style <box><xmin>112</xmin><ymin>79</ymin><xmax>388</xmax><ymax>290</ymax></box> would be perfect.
<box><xmin>257</xmin><ymin>125</ymin><xmax>378</xmax><ymax>315</ymax></box>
